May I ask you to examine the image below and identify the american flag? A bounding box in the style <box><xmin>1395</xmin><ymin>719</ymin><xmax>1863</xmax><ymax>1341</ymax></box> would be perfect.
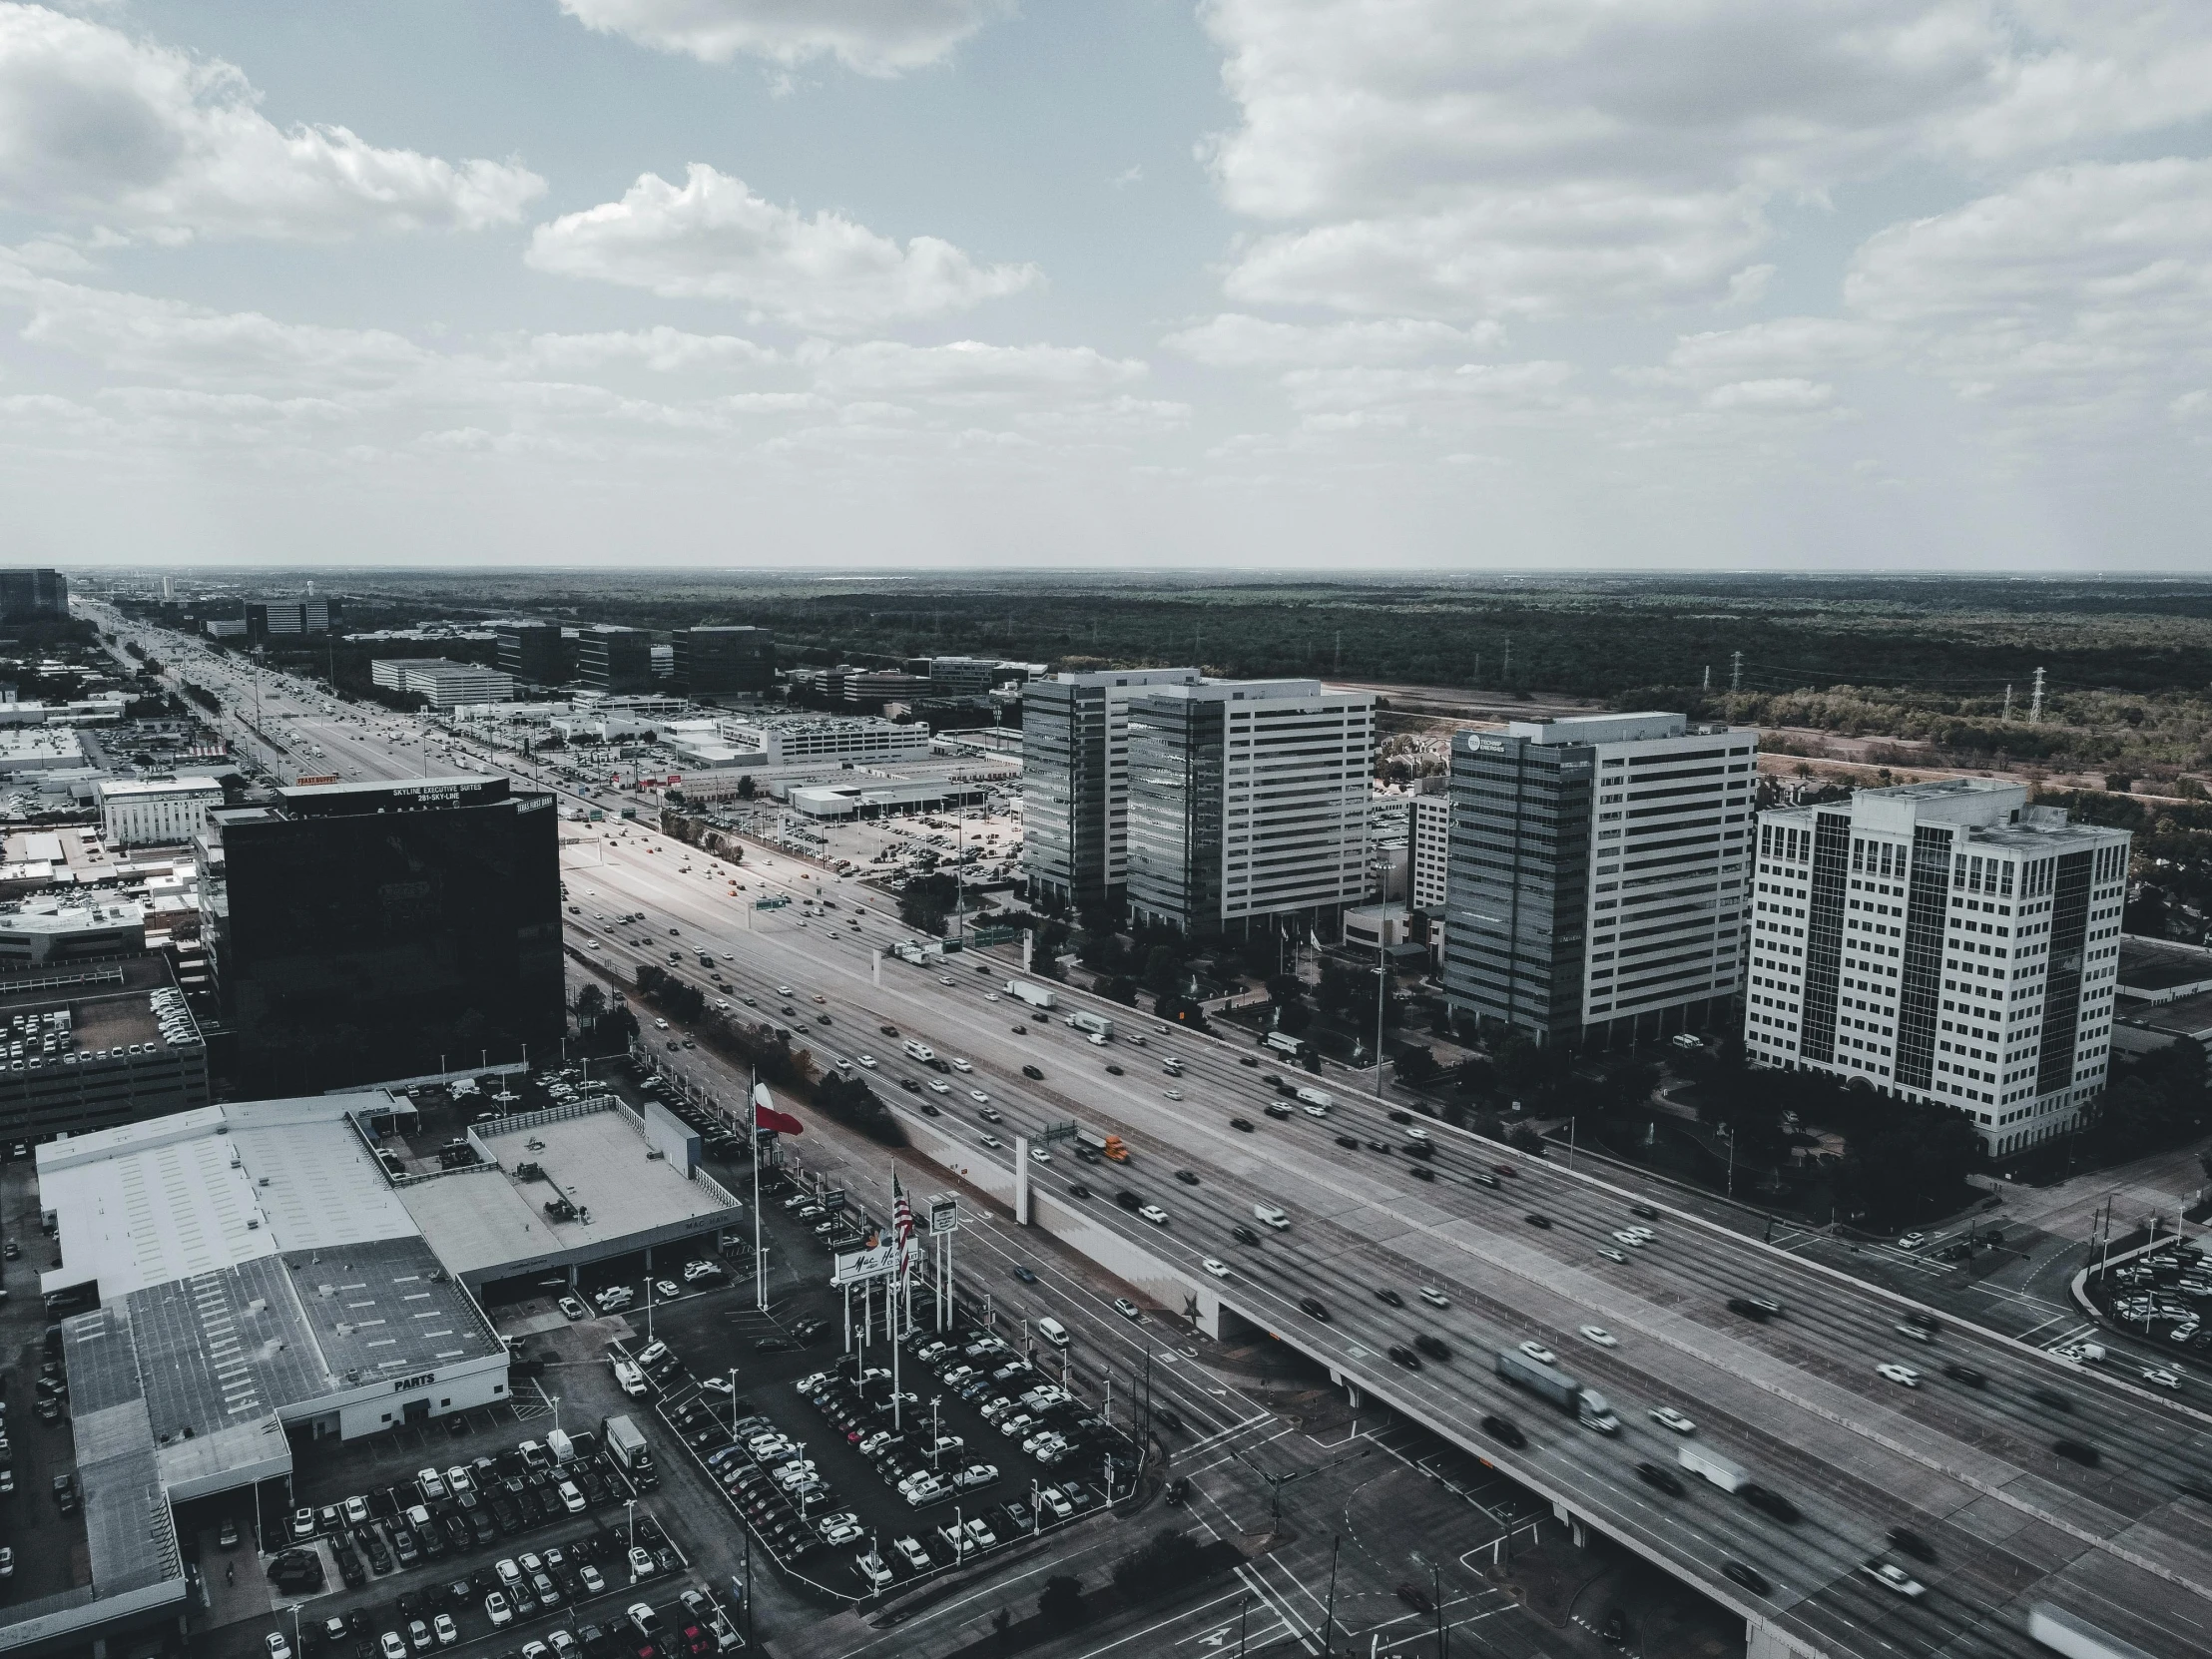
<box><xmin>892</xmin><ymin>1171</ymin><xmax>914</xmax><ymax>1276</ymax></box>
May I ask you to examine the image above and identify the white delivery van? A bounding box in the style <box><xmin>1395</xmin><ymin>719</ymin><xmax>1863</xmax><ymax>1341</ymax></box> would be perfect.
<box><xmin>1037</xmin><ymin>1318</ymin><xmax>1069</xmax><ymax>1348</ymax></box>
<box><xmin>1254</xmin><ymin>1205</ymin><xmax>1291</xmax><ymax>1231</ymax></box>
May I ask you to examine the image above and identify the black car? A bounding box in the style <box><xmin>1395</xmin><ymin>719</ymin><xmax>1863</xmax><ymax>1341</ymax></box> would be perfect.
<box><xmin>1011</xmin><ymin>1266</ymin><xmax>1038</xmax><ymax>1284</ymax></box>
<box><xmin>1230</xmin><ymin>1118</ymin><xmax>1255</xmax><ymax>1132</ymax></box>
<box><xmin>1022</xmin><ymin>1065</ymin><xmax>1044</xmax><ymax>1081</ymax></box>
<box><xmin>1386</xmin><ymin>1346</ymin><xmax>1421</xmax><ymax>1370</ymax></box>
<box><xmin>1115</xmin><ymin>1190</ymin><xmax>1142</xmax><ymax>1211</ymax></box>
<box><xmin>1233</xmin><ymin>1225</ymin><xmax>1260</xmax><ymax>1246</ymax></box>
<box><xmin>1335</xmin><ymin>1135</ymin><xmax>1361</xmax><ymax>1150</ymax></box>
<box><xmin>1740</xmin><ymin>1484</ymin><xmax>1799</xmax><ymax>1523</ymax></box>
<box><xmin>1175</xmin><ymin>1170</ymin><xmax>1201</xmax><ymax>1186</ymax></box>
<box><xmin>1298</xmin><ymin>1296</ymin><xmax>1330</xmax><ymax>1322</ymax></box>
<box><xmin>2052</xmin><ymin>1438</ymin><xmax>2100</xmax><ymax>1466</ymax></box>
<box><xmin>1374</xmin><ymin>1288</ymin><xmax>1403</xmax><ymax>1307</ymax></box>
<box><xmin>1467</xmin><ymin>1170</ymin><xmax>1499</xmax><ymax>1189</ymax></box>
<box><xmin>1524</xmin><ymin>1213</ymin><xmax>1552</xmax><ymax>1229</ymax></box>
<box><xmin>1264</xmin><ymin>1103</ymin><xmax>1293</xmax><ymax>1120</ymax></box>
<box><xmin>1409</xmin><ymin>1166</ymin><xmax>1435</xmax><ymax>1182</ymax></box>
<box><xmin>1635</xmin><ymin>1461</ymin><xmax>1683</xmax><ymax>1495</ymax></box>
<box><xmin>1066</xmin><ymin>1184</ymin><xmax>1092</xmax><ymax>1200</ymax></box>
<box><xmin>1105</xmin><ymin>1064</ymin><xmax>1124</xmax><ymax>1076</ymax></box>
<box><xmin>2031</xmin><ymin>1386</ymin><xmax>2072</xmax><ymax>1412</ymax></box>
<box><xmin>1630</xmin><ymin>1204</ymin><xmax>1659</xmax><ymax>1220</ymax></box>
<box><xmin>1726</xmin><ymin>1297</ymin><xmax>1772</xmax><ymax>1322</ymax></box>
<box><xmin>1240</xmin><ymin>1055</ymin><xmax>1259</xmax><ymax>1066</ymax></box>
<box><xmin>1154</xmin><ymin>1406</ymin><xmax>1185</xmax><ymax>1432</ymax></box>
<box><xmin>901</xmin><ymin>1078</ymin><xmax>921</xmax><ymax>1093</ymax></box>
<box><xmin>1886</xmin><ymin>1526</ymin><xmax>1936</xmax><ymax>1562</ymax></box>
<box><xmin>1480</xmin><ymin>1414</ymin><xmax>1525</xmax><ymax>1448</ymax></box>
<box><xmin>1364</xmin><ymin>1140</ymin><xmax>1389</xmax><ymax>1154</ymax></box>
<box><xmin>1386</xmin><ymin>1109</ymin><xmax>1412</xmax><ymax>1125</ymax></box>
<box><xmin>1723</xmin><ymin>1561</ymin><xmax>1771</xmax><ymax>1596</ymax></box>
<box><xmin>1414</xmin><ymin>1334</ymin><xmax>1451</xmax><ymax>1362</ymax></box>
<box><xmin>1941</xmin><ymin>1364</ymin><xmax>1986</xmax><ymax>1387</ymax></box>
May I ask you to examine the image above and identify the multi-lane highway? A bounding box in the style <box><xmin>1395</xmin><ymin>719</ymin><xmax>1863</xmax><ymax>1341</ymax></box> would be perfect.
<box><xmin>93</xmin><ymin>606</ymin><xmax>2212</xmax><ymax>1659</ymax></box>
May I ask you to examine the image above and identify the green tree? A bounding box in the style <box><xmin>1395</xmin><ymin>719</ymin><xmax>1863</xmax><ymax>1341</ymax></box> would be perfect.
<box><xmin>1142</xmin><ymin>944</ymin><xmax>1184</xmax><ymax>999</ymax></box>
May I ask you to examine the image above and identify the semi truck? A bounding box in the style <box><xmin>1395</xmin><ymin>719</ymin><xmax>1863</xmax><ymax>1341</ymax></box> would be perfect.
<box><xmin>1006</xmin><ymin>980</ymin><xmax>1057</xmax><ymax>1011</ymax></box>
<box><xmin>1493</xmin><ymin>1349</ymin><xmax>1620</xmax><ymax>1432</ymax></box>
<box><xmin>1075</xmin><ymin>1128</ymin><xmax>1131</xmax><ymax>1163</ymax></box>
<box><xmin>601</xmin><ymin>1413</ymin><xmax>657</xmax><ymax>1489</ymax></box>
<box><xmin>1295</xmin><ymin>1086</ymin><xmax>1334</xmax><ymax>1115</ymax></box>
<box><xmin>1264</xmin><ymin>1031</ymin><xmax>1308</xmax><ymax>1056</ymax></box>
<box><xmin>2029</xmin><ymin>1602</ymin><xmax>2157</xmax><ymax>1659</ymax></box>
<box><xmin>1066</xmin><ymin>1010</ymin><xmax>1114</xmax><ymax>1041</ymax></box>
<box><xmin>1676</xmin><ymin>1442</ymin><xmax>1748</xmax><ymax>1493</ymax></box>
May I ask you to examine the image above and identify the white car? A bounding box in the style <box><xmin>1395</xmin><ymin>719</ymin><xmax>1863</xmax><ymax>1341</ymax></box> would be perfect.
<box><xmin>980</xmin><ymin>1134</ymin><xmax>1003</xmax><ymax>1149</ymax></box>
<box><xmin>484</xmin><ymin>1594</ymin><xmax>513</xmax><ymax>1629</ymax></box>
<box><xmin>433</xmin><ymin>1616</ymin><xmax>458</xmax><ymax>1648</ymax></box>
<box><xmin>951</xmin><ymin>1059</ymin><xmax>973</xmax><ymax>1072</ymax></box>
<box><xmin>856</xmin><ymin>1054</ymin><xmax>877</xmax><ymax>1069</ymax></box>
<box><xmin>1418</xmin><ymin>1286</ymin><xmax>1449</xmax><ymax>1308</ymax></box>
<box><xmin>1648</xmin><ymin>1406</ymin><xmax>1697</xmax><ymax>1435</ymax></box>
<box><xmin>969</xmin><ymin>1089</ymin><xmax>989</xmax><ymax>1104</ymax></box>
<box><xmin>777</xmin><ymin>984</ymin><xmax>794</xmax><ymax>996</ymax></box>
<box><xmin>1114</xmin><ymin>1298</ymin><xmax>1142</xmax><ymax>1320</ymax></box>
<box><xmin>1876</xmin><ymin>1363</ymin><xmax>1922</xmax><ymax>1387</ymax></box>
<box><xmin>1137</xmin><ymin>1205</ymin><xmax>1170</xmax><ymax>1226</ymax></box>
<box><xmin>1201</xmin><ymin>1258</ymin><xmax>1231</xmax><ymax>1279</ymax></box>
<box><xmin>1897</xmin><ymin>1233</ymin><xmax>1927</xmax><ymax>1250</ymax></box>
<box><xmin>1164</xmin><ymin>1088</ymin><xmax>1184</xmax><ymax>1100</ymax></box>
<box><xmin>267</xmin><ymin>1636</ymin><xmax>292</xmax><ymax>1659</ymax></box>
<box><xmin>701</xmin><ymin>1377</ymin><xmax>735</xmax><ymax>1395</ymax></box>
<box><xmin>1027</xmin><ymin>1147</ymin><xmax>1051</xmax><ymax>1164</ymax></box>
<box><xmin>891</xmin><ymin>1536</ymin><xmax>933</xmax><ymax>1572</ymax></box>
<box><xmin>2143</xmin><ymin>1368</ymin><xmax>2183</xmax><ymax>1389</ymax></box>
<box><xmin>927</xmin><ymin>1080</ymin><xmax>951</xmax><ymax>1095</ymax></box>
<box><xmin>1037</xmin><ymin>1486</ymin><xmax>1073</xmax><ymax>1520</ymax></box>
<box><xmin>1579</xmin><ymin>1325</ymin><xmax>1617</xmax><ymax>1348</ymax></box>
<box><xmin>1861</xmin><ymin>1561</ymin><xmax>1927</xmax><ymax>1598</ymax></box>
<box><xmin>1599</xmin><ymin>1247</ymin><xmax>1627</xmax><ymax>1264</ymax></box>
<box><xmin>416</xmin><ymin>1467</ymin><xmax>448</xmax><ymax>1500</ymax></box>
<box><xmin>1518</xmin><ymin>1341</ymin><xmax>1556</xmax><ymax>1366</ymax></box>
<box><xmin>1611</xmin><ymin>1230</ymin><xmax>1646</xmax><ymax>1248</ymax></box>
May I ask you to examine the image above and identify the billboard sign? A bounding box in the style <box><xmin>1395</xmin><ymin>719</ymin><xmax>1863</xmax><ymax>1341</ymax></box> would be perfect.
<box><xmin>821</xmin><ymin>1187</ymin><xmax>847</xmax><ymax>1215</ymax></box>
<box><xmin>928</xmin><ymin>1195</ymin><xmax>959</xmax><ymax>1236</ymax></box>
<box><xmin>830</xmin><ymin>1243</ymin><xmax>898</xmax><ymax>1286</ymax></box>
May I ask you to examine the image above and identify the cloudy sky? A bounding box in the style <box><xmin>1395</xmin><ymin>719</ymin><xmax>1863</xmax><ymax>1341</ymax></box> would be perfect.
<box><xmin>3</xmin><ymin>0</ymin><xmax>2210</xmax><ymax>570</ymax></box>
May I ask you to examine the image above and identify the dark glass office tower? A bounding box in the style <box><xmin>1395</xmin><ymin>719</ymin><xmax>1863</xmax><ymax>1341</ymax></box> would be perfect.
<box><xmin>576</xmin><ymin>627</ymin><xmax>657</xmax><ymax>694</ymax></box>
<box><xmin>497</xmin><ymin>624</ymin><xmax>571</xmax><ymax>687</ymax></box>
<box><xmin>208</xmin><ymin>777</ymin><xmax>563</xmax><ymax>1097</ymax></box>
<box><xmin>673</xmin><ymin>626</ymin><xmax>775</xmax><ymax>698</ymax></box>
<box><xmin>0</xmin><ymin>568</ymin><xmax>69</xmax><ymax>624</ymax></box>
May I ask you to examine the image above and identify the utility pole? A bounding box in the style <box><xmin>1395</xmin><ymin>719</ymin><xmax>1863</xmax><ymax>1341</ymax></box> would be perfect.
<box><xmin>1730</xmin><ymin>650</ymin><xmax>1744</xmax><ymax>693</ymax></box>
<box><xmin>2030</xmin><ymin>666</ymin><xmax>2045</xmax><ymax>725</ymax></box>
<box><xmin>2002</xmin><ymin>683</ymin><xmax>2012</xmax><ymax>723</ymax></box>
<box><xmin>1323</xmin><ymin>1534</ymin><xmax>1340</xmax><ymax>1658</ymax></box>
<box><xmin>1702</xmin><ymin>664</ymin><xmax>1711</xmax><ymax>692</ymax></box>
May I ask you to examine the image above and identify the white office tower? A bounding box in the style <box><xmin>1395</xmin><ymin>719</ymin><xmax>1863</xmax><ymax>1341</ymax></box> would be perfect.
<box><xmin>1021</xmin><ymin>667</ymin><xmax>1200</xmax><ymax>912</ymax></box>
<box><xmin>1747</xmin><ymin>779</ymin><xmax>2128</xmax><ymax>1156</ymax></box>
<box><xmin>1124</xmin><ymin>679</ymin><xmax>1375</xmax><ymax>938</ymax></box>
<box><xmin>1442</xmin><ymin>714</ymin><xmax>1757</xmax><ymax>1045</ymax></box>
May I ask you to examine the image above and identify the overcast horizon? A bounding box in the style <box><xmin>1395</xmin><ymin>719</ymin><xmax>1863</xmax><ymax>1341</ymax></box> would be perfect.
<box><xmin>6</xmin><ymin>2</ymin><xmax>2212</xmax><ymax>572</ymax></box>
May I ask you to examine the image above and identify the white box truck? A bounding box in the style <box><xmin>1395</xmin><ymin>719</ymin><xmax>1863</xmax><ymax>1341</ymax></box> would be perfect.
<box><xmin>1006</xmin><ymin>980</ymin><xmax>1057</xmax><ymax>1011</ymax></box>
<box><xmin>1295</xmin><ymin>1086</ymin><xmax>1334</xmax><ymax>1116</ymax></box>
<box><xmin>1677</xmin><ymin>1443</ymin><xmax>1748</xmax><ymax>1492</ymax></box>
<box><xmin>1067</xmin><ymin>1010</ymin><xmax>1114</xmax><ymax>1041</ymax></box>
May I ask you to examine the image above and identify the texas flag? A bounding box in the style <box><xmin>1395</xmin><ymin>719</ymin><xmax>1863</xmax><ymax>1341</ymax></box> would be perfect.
<box><xmin>751</xmin><ymin>1081</ymin><xmax>804</xmax><ymax>1138</ymax></box>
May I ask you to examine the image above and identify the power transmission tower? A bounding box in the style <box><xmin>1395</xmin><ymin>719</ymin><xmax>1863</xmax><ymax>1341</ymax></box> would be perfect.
<box><xmin>1730</xmin><ymin>651</ymin><xmax>1743</xmax><ymax>693</ymax></box>
<box><xmin>2030</xmin><ymin>667</ymin><xmax>2045</xmax><ymax>724</ymax></box>
<box><xmin>2002</xmin><ymin>684</ymin><xmax>2012</xmax><ymax>722</ymax></box>
<box><xmin>1702</xmin><ymin>664</ymin><xmax>1711</xmax><ymax>692</ymax></box>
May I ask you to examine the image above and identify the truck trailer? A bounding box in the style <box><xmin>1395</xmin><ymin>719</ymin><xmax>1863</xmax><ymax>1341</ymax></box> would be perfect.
<box><xmin>1066</xmin><ymin>1010</ymin><xmax>1114</xmax><ymax>1040</ymax></box>
<box><xmin>601</xmin><ymin>1413</ymin><xmax>657</xmax><ymax>1489</ymax></box>
<box><xmin>1493</xmin><ymin>1349</ymin><xmax>1620</xmax><ymax>1432</ymax></box>
<box><xmin>1005</xmin><ymin>980</ymin><xmax>1057</xmax><ymax>1010</ymax></box>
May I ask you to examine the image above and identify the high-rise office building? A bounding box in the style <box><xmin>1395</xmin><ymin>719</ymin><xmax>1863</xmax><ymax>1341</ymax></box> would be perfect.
<box><xmin>497</xmin><ymin>624</ymin><xmax>571</xmax><ymax>687</ymax></box>
<box><xmin>203</xmin><ymin>776</ymin><xmax>562</xmax><ymax>1097</ymax></box>
<box><xmin>1022</xmin><ymin>668</ymin><xmax>1200</xmax><ymax>912</ymax></box>
<box><xmin>0</xmin><ymin>569</ymin><xmax>69</xmax><ymax>625</ymax></box>
<box><xmin>1442</xmin><ymin>713</ymin><xmax>1757</xmax><ymax>1046</ymax></box>
<box><xmin>247</xmin><ymin>598</ymin><xmax>338</xmax><ymax>639</ymax></box>
<box><xmin>1125</xmin><ymin>679</ymin><xmax>1375</xmax><ymax>938</ymax></box>
<box><xmin>927</xmin><ymin>656</ymin><xmax>999</xmax><ymax>698</ymax></box>
<box><xmin>576</xmin><ymin>626</ymin><xmax>657</xmax><ymax>694</ymax></box>
<box><xmin>1747</xmin><ymin>779</ymin><xmax>2127</xmax><ymax>1156</ymax></box>
<box><xmin>1409</xmin><ymin>791</ymin><xmax>1451</xmax><ymax>913</ymax></box>
<box><xmin>673</xmin><ymin>626</ymin><xmax>776</xmax><ymax>699</ymax></box>
<box><xmin>371</xmin><ymin>658</ymin><xmax>516</xmax><ymax>711</ymax></box>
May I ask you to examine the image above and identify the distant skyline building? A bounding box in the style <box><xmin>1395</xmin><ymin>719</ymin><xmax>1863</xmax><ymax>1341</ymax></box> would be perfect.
<box><xmin>1021</xmin><ymin>667</ymin><xmax>1200</xmax><ymax>912</ymax></box>
<box><xmin>371</xmin><ymin>657</ymin><xmax>515</xmax><ymax>711</ymax></box>
<box><xmin>576</xmin><ymin>626</ymin><xmax>657</xmax><ymax>694</ymax></box>
<box><xmin>247</xmin><ymin>598</ymin><xmax>337</xmax><ymax>640</ymax></box>
<box><xmin>1441</xmin><ymin>713</ymin><xmax>1757</xmax><ymax>1046</ymax></box>
<box><xmin>674</xmin><ymin>626</ymin><xmax>775</xmax><ymax>699</ymax></box>
<box><xmin>0</xmin><ymin>568</ymin><xmax>69</xmax><ymax>625</ymax></box>
<box><xmin>496</xmin><ymin>623</ymin><xmax>571</xmax><ymax>687</ymax></box>
<box><xmin>203</xmin><ymin>776</ymin><xmax>563</xmax><ymax>1097</ymax></box>
<box><xmin>1124</xmin><ymin>678</ymin><xmax>1375</xmax><ymax>938</ymax></box>
<box><xmin>1747</xmin><ymin>779</ymin><xmax>2127</xmax><ymax>1157</ymax></box>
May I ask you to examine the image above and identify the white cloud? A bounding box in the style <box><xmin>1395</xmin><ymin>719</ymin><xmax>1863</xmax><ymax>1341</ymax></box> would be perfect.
<box><xmin>555</xmin><ymin>0</ymin><xmax>1011</xmax><ymax>75</ymax></box>
<box><xmin>517</xmin><ymin>326</ymin><xmax>779</xmax><ymax>373</ymax></box>
<box><xmin>0</xmin><ymin>4</ymin><xmax>544</xmax><ymax>240</ymax></box>
<box><xmin>1198</xmin><ymin>0</ymin><xmax>2212</xmax><ymax>318</ymax></box>
<box><xmin>801</xmin><ymin>338</ymin><xmax>1144</xmax><ymax>398</ymax></box>
<box><xmin>1702</xmin><ymin>377</ymin><xmax>1835</xmax><ymax>413</ymax></box>
<box><xmin>1162</xmin><ymin>311</ymin><xmax>1501</xmax><ymax>367</ymax></box>
<box><xmin>526</xmin><ymin>164</ymin><xmax>1039</xmax><ymax>331</ymax></box>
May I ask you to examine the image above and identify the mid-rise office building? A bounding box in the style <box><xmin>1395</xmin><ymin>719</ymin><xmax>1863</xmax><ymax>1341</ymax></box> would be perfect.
<box><xmin>1409</xmin><ymin>791</ymin><xmax>1451</xmax><ymax>912</ymax></box>
<box><xmin>1746</xmin><ymin>779</ymin><xmax>2127</xmax><ymax>1156</ymax></box>
<box><xmin>1022</xmin><ymin>667</ymin><xmax>1200</xmax><ymax>912</ymax></box>
<box><xmin>674</xmin><ymin>626</ymin><xmax>775</xmax><ymax>699</ymax></box>
<box><xmin>927</xmin><ymin>656</ymin><xmax>1000</xmax><ymax>698</ymax></box>
<box><xmin>96</xmin><ymin>776</ymin><xmax>227</xmax><ymax>844</ymax></box>
<box><xmin>247</xmin><ymin>598</ymin><xmax>338</xmax><ymax>639</ymax></box>
<box><xmin>576</xmin><ymin>626</ymin><xmax>657</xmax><ymax>694</ymax></box>
<box><xmin>0</xmin><ymin>952</ymin><xmax>209</xmax><ymax>1142</ymax></box>
<box><xmin>0</xmin><ymin>568</ymin><xmax>68</xmax><ymax>624</ymax></box>
<box><xmin>371</xmin><ymin>657</ymin><xmax>515</xmax><ymax>711</ymax></box>
<box><xmin>497</xmin><ymin>623</ymin><xmax>571</xmax><ymax>687</ymax></box>
<box><xmin>1125</xmin><ymin>679</ymin><xmax>1375</xmax><ymax>938</ymax></box>
<box><xmin>203</xmin><ymin>776</ymin><xmax>562</xmax><ymax>1097</ymax></box>
<box><xmin>1442</xmin><ymin>714</ymin><xmax>1757</xmax><ymax>1046</ymax></box>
